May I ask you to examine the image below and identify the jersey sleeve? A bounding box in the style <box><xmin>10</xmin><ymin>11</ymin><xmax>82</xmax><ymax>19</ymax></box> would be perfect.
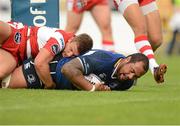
<box><xmin>78</xmin><ymin>51</ymin><xmax>98</xmax><ymax>75</ymax></box>
<box><xmin>76</xmin><ymin>50</ymin><xmax>112</xmax><ymax>75</ymax></box>
<box><xmin>76</xmin><ymin>49</ymin><xmax>126</xmax><ymax>77</ymax></box>
<box><xmin>43</xmin><ymin>31</ymin><xmax>66</xmax><ymax>56</ymax></box>
<box><xmin>44</xmin><ymin>30</ymin><xmax>75</xmax><ymax>56</ymax></box>
<box><xmin>58</xmin><ymin>30</ymin><xmax>75</xmax><ymax>43</ymax></box>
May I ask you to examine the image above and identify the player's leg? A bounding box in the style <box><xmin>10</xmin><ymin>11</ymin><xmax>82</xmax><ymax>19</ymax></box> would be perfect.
<box><xmin>65</xmin><ymin>2</ymin><xmax>84</xmax><ymax>33</ymax></box>
<box><xmin>142</xmin><ymin>3</ymin><xmax>163</xmax><ymax>51</ymax></box>
<box><xmin>8</xmin><ymin>58</ymin><xmax>43</xmax><ymax>89</ymax></box>
<box><xmin>123</xmin><ymin>3</ymin><xmax>157</xmax><ymax>70</ymax></box>
<box><xmin>121</xmin><ymin>2</ymin><xmax>166</xmax><ymax>83</ymax></box>
<box><xmin>123</xmin><ymin>3</ymin><xmax>147</xmax><ymax>36</ymax></box>
<box><xmin>145</xmin><ymin>12</ymin><xmax>167</xmax><ymax>83</ymax></box>
<box><xmin>0</xmin><ymin>49</ymin><xmax>17</xmax><ymax>82</ymax></box>
<box><xmin>6</xmin><ymin>66</ymin><xmax>27</xmax><ymax>88</ymax></box>
<box><xmin>91</xmin><ymin>3</ymin><xmax>114</xmax><ymax>51</ymax></box>
<box><xmin>141</xmin><ymin>1</ymin><xmax>167</xmax><ymax>83</ymax></box>
<box><xmin>0</xmin><ymin>20</ymin><xmax>12</xmax><ymax>45</ymax></box>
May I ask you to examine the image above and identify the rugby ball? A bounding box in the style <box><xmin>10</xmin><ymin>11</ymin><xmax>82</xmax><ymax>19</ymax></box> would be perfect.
<box><xmin>84</xmin><ymin>73</ymin><xmax>104</xmax><ymax>85</ymax></box>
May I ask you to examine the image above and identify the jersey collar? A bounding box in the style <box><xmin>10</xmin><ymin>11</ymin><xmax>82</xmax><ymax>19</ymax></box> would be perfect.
<box><xmin>111</xmin><ymin>58</ymin><xmax>122</xmax><ymax>79</ymax></box>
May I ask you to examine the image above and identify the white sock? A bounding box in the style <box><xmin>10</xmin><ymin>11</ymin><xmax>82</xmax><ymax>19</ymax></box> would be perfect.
<box><xmin>134</xmin><ymin>35</ymin><xmax>159</xmax><ymax>74</ymax></box>
<box><xmin>102</xmin><ymin>40</ymin><xmax>115</xmax><ymax>51</ymax></box>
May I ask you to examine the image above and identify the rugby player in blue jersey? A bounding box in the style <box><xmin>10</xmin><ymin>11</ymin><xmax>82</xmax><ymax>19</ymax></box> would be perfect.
<box><xmin>3</xmin><ymin>49</ymin><xmax>149</xmax><ymax>91</ymax></box>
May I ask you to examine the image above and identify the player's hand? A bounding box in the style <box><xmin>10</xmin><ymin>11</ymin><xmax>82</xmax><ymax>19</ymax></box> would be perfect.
<box><xmin>95</xmin><ymin>84</ymin><xmax>111</xmax><ymax>91</ymax></box>
<box><xmin>44</xmin><ymin>82</ymin><xmax>56</xmax><ymax>89</ymax></box>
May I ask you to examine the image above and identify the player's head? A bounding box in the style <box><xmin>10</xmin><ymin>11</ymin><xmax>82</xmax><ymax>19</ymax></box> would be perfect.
<box><xmin>62</xmin><ymin>33</ymin><xmax>93</xmax><ymax>57</ymax></box>
<box><xmin>115</xmin><ymin>53</ymin><xmax>149</xmax><ymax>81</ymax></box>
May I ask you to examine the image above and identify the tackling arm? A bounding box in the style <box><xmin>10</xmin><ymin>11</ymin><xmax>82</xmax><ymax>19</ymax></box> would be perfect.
<box><xmin>34</xmin><ymin>48</ymin><xmax>56</xmax><ymax>89</ymax></box>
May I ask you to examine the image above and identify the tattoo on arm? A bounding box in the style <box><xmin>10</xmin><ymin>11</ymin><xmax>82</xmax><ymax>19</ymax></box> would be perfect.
<box><xmin>62</xmin><ymin>58</ymin><xmax>96</xmax><ymax>90</ymax></box>
<box><xmin>61</xmin><ymin>58</ymin><xmax>84</xmax><ymax>82</ymax></box>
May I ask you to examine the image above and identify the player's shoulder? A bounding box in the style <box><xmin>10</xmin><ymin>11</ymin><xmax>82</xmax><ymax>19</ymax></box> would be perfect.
<box><xmin>80</xmin><ymin>49</ymin><xmax>125</xmax><ymax>59</ymax></box>
<box><xmin>92</xmin><ymin>49</ymin><xmax>125</xmax><ymax>58</ymax></box>
<box><xmin>56</xmin><ymin>30</ymin><xmax>75</xmax><ymax>42</ymax></box>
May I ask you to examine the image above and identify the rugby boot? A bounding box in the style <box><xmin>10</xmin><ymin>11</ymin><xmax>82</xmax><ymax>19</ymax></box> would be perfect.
<box><xmin>154</xmin><ymin>64</ymin><xmax>167</xmax><ymax>83</ymax></box>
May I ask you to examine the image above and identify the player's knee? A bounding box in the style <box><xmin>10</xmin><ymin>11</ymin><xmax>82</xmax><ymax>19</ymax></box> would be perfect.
<box><xmin>0</xmin><ymin>70</ymin><xmax>10</xmax><ymax>80</ymax></box>
<box><xmin>100</xmin><ymin>25</ymin><xmax>112</xmax><ymax>36</ymax></box>
<box><xmin>149</xmin><ymin>35</ymin><xmax>162</xmax><ymax>51</ymax></box>
<box><xmin>100</xmin><ymin>23</ymin><xmax>111</xmax><ymax>31</ymax></box>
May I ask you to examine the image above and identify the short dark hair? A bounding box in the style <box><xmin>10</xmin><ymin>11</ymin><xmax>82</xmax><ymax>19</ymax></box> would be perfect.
<box><xmin>127</xmin><ymin>53</ymin><xmax>149</xmax><ymax>73</ymax></box>
<box><xmin>74</xmin><ymin>33</ymin><xmax>93</xmax><ymax>55</ymax></box>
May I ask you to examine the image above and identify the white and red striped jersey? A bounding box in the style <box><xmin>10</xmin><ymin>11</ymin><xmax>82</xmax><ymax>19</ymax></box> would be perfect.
<box><xmin>2</xmin><ymin>22</ymin><xmax>74</xmax><ymax>63</ymax></box>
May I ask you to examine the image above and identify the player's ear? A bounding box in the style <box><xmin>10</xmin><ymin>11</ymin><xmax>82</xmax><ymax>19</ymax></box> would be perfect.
<box><xmin>124</xmin><ymin>56</ymin><xmax>131</xmax><ymax>63</ymax></box>
<box><xmin>68</xmin><ymin>37</ymin><xmax>74</xmax><ymax>43</ymax></box>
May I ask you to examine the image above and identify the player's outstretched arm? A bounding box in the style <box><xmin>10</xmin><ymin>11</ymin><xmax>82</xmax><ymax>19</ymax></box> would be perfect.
<box><xmin>61</xmin><ymin>58</ymin><xmax>110</xmax><ymax>91</ymax></box>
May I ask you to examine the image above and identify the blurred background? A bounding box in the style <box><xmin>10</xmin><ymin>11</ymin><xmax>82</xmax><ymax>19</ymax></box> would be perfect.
<box><xmin>1</xmin><ymin>1</ymin><xmax>180</xmax><ymax>124</ymax></box>
<box><xmin>0</xmin><ymin>0</ymin><xmax>179</xmax><ymax>55</ymax></box>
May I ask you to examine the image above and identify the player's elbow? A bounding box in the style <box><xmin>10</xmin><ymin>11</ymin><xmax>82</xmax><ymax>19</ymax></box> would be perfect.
<box><xmin>61</xmin><ymin>63</ymin><xmax>71</xmax><ymax>76</ymax></box>
<box><xmin>61</xmin><ymin>63</ymin><xmax>78</xmax><ymax>80</ymax></box>
<box><xmin>34</xmin><ymin>58</ymin><xmax>45</xmax><ymax>71</ymax></box>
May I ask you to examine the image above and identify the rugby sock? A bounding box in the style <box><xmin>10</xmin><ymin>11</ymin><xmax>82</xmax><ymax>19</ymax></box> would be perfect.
<box><xmin>134</xmin><ymin>35</ymin><xmax>158</xmax><ymax>74</ymax></box>
<box><xmin>102</xmin><ymin>40</ymin><xmax>115</xmax><ymax>52</ymax></box>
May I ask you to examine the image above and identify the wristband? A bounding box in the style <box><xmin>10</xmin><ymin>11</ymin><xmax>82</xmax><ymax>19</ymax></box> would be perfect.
<box><xmin>89</xmin><ymin>85</ymin><xmax>96</xmax><ymax>92</ymax></box>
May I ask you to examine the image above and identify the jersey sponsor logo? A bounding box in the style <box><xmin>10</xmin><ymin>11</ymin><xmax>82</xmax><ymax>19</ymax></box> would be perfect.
<box><xmin>76</xmin><ymin>0</ymin><xmax>83</xmax><ymax>9</ymax></box>
<box><xmin>27</xmin><ymin>74</ymin><xmax>36</xmax><ymax>84</ymax></box>
<box><xmin>24</xmin><ymin>62</ymin><xmax>31</xmax><ymax>70</ymax></box>
<box><xmin>14</xmin><ymin>32</ymin><xmax>21</xmax><ymax>44</ymax></box>
<box><xmin>60</xmin><ymin>38</ymin><xmax>65</xmax><ymax>49</ymax></box>
<box><xmin>51</xmin><ymin>44</ymin><xmax>60</xmax><ymax>55</ymax></box>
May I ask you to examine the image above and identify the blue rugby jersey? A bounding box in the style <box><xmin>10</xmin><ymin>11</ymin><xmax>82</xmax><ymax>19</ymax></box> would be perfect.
<box><xmin>77</xmin><ymin>49</ymin><xmax>125</xmax><ymax>83</ymax></box>
<box><xmin>23</xmin><ymin>49</ymin><xmax>133</xmax><ymax>90</ymax></box>
<box><xmin>55</xmin><ymin>49</ymin><xmax>126</xmax><ymax>89</ymax></box>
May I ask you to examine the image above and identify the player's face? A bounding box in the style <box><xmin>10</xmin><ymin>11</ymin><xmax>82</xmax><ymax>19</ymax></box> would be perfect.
<box><xmin>62</xmin><ymin>41</ymin><xmax>79</xmax><ymax>57</ymax></box>
<box><xmin>116</xmin><ymin>61</ymin><xmax>146</xmax><ymax>81</ymax></box>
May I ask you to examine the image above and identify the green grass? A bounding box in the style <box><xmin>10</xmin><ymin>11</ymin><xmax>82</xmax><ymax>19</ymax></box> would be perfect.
<box><xmin>0</xmin><ymin>55</ymin><xmax>180</xmax><ymax>125</ymax></box>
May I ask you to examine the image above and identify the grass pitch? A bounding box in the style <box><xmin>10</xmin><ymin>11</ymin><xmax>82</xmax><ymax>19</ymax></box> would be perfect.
<box><xmin>0</xmin><ymin>55</ymin><xmax>180</xmax><ymax>125</ymax></box>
